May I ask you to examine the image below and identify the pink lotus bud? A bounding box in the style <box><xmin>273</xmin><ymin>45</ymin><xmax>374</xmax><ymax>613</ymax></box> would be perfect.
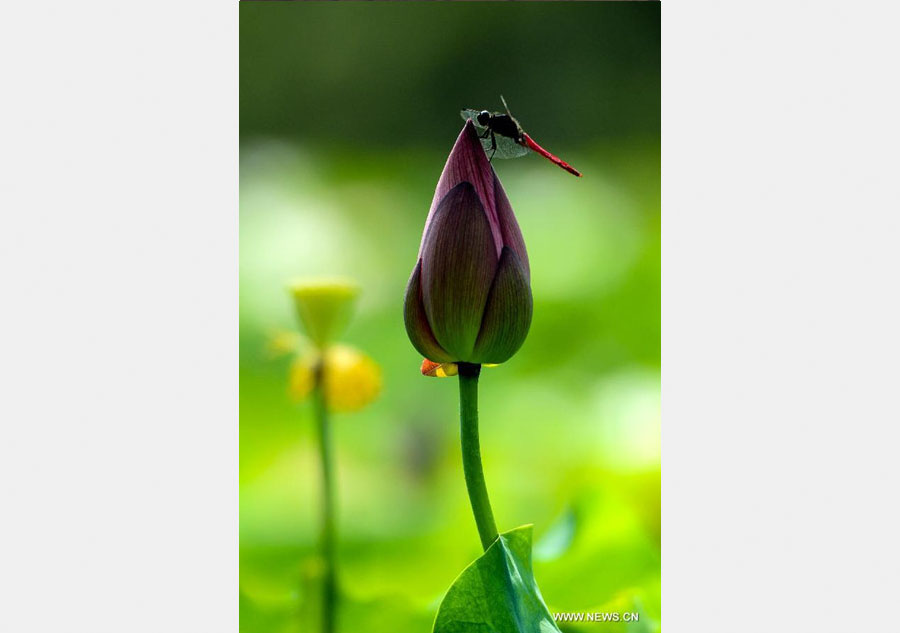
<box><xmin>404</xmin><ymin>120</ymin><xmax>532</xmax><ymax>365</ymax></box>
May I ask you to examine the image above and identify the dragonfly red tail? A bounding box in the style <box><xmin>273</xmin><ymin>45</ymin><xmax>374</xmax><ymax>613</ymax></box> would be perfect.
<box><xmin>521</xmin><ymin>133</ymin><xmax>582</xmax><ymax>177</ymax></box>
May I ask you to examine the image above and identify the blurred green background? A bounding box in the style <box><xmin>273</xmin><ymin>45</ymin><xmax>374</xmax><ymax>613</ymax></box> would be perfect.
<box><xmin>240</xmin><ymin>2</ymin><xmax>659</xmax><ymax>632</ymax></box>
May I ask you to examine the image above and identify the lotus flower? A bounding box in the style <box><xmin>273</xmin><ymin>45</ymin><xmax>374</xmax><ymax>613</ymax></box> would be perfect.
<box><xmin>404</xmin><ymin>120</ymin><xmax>532</xmax><ymax>365</ymax></box>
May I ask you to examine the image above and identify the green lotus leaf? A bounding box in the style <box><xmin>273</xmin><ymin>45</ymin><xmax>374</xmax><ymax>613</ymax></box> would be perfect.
<box><xmin>433</xmin><ymin>525</ymin><xmax>562</xmax><ymax>633</ymax></box>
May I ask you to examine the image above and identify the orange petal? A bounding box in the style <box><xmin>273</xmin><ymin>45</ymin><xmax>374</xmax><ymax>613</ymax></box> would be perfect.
<box><xmin>421</xmin><ymin>358</ymin><xmax>458</xmax><ymax>378</ymax></box>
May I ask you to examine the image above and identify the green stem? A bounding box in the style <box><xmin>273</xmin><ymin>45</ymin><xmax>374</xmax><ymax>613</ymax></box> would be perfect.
<box><xmin>457</xmin><ymin>362</ymin><xmax>499</xmax><ymax>551</ymax></box>
<box><xmin>312</xmin><ymin>359</ymin><xmax>336</xmax><ymax>633</ymax></box>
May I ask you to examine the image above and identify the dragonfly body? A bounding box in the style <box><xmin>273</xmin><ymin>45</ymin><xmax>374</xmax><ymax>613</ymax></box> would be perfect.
<box><xmin>462</xmin><ymin>97</ymin><xmax>582</xmax><ymax>177</ymax></box>
<box><xmin>474</xmin><ymin>110</ymin><xmax>522</xmax><ymax>143</ymax></box>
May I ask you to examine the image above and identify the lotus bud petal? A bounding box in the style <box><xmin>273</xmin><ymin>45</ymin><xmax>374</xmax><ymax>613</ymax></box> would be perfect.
<box><xmin>421</xmin><ymin>359</ymin><xmax>458</xmax><ymax>378</ymax></box>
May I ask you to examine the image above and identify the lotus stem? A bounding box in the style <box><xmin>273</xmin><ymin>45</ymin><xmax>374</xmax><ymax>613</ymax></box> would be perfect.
<box><xmin>457</xmin><ymin>362</ymin><xmax>499</xmax><ymax>551</ymax></box>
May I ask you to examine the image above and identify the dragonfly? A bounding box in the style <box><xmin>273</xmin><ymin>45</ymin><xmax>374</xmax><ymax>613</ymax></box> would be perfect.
<box><xmin>460</xmin><ymin>96</ymin><xmax>582</xmax><ymax>177</ymax></box>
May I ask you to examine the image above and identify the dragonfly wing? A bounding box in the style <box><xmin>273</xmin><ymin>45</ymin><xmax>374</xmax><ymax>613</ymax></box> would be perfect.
<box><xmin>491</xmin><ymin>134</ymin><xmax>530</xmax><ymax>159</ymax></box>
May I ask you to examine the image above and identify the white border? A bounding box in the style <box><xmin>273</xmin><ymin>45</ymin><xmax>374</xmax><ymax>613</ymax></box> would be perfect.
<box><xmin>0</xmin><ymin>1</ymin><xmax>238</xmax><ymax>631</ymax></box>
<box><xmin>663</xmin><ymin>1</ymin><xmax>900</xmax><ymax>630</ymax></box>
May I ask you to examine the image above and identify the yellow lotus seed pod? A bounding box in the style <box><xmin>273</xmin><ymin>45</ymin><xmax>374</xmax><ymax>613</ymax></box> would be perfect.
<box><xmin>288</xmin><ymin>278</ymin><xmax>359</xmax><ymax>349</ymax></box>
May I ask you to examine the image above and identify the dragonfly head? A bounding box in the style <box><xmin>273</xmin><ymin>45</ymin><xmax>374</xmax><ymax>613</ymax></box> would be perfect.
<box><xmin>476</xmin><ymin>110</ymin><xmax>492</xmax><ymax>127</ymax></box>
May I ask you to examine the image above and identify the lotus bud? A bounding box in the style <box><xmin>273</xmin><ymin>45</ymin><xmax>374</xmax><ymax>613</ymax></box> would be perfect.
<box><xmin>404</xmin><ymin>120</ymin><xmax>532</xmax><ymax>365</ymax></box>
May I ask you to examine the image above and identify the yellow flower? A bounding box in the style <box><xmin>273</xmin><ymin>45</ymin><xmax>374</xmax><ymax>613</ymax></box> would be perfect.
<box><xmin>289</xmin><ymin>344</ymin><xmax>381</xmax><ymax>412</ymax></box>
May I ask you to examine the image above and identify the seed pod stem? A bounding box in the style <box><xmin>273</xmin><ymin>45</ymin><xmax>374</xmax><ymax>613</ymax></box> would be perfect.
<box><xmin>313</xmin><ymin>359</ymin><xmax>337</xmax><ymax>633</ymax></box>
